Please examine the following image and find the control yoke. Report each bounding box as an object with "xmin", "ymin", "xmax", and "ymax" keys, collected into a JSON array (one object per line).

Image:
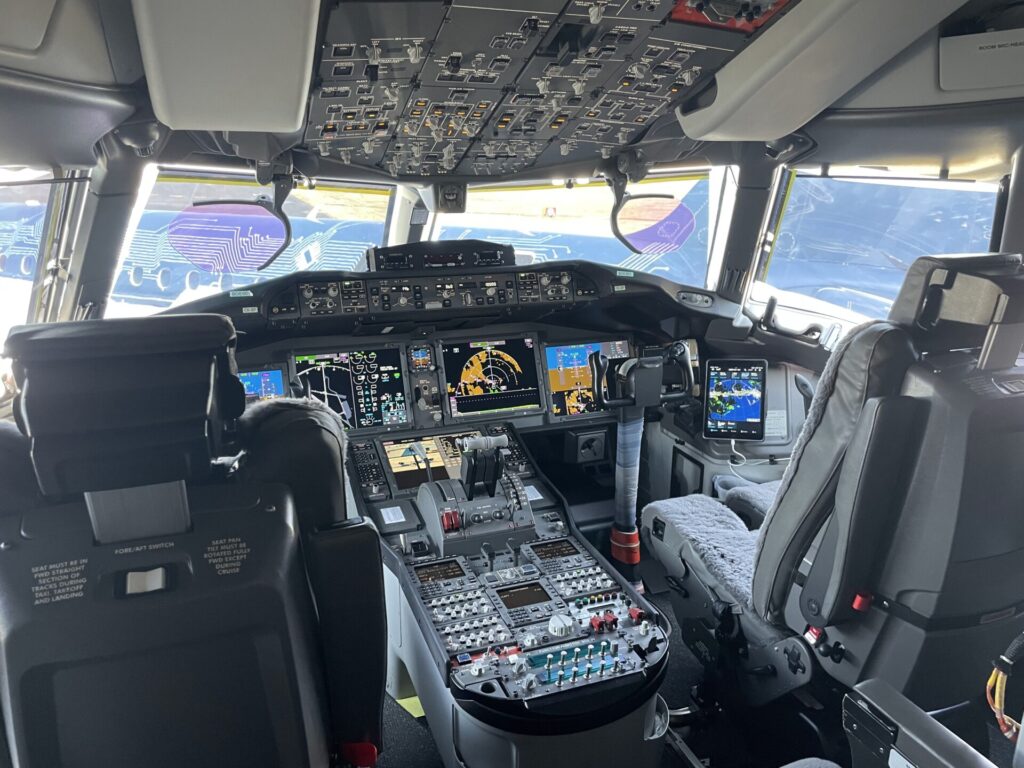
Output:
[
  {"xmin": 589, "ymin": 350, "xmax": 691, "ymax": 420},
  {"xmin": 459, "ymin": 434, "xmax": 509, "ymax": 500}
]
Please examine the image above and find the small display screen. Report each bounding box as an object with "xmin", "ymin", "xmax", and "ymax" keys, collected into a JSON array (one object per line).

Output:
[
  {"xmin": 531, "ymin": 540, "xmax": 579, "ymax": 561},
  {"xmin": 442, "ymin": 338, "xmax": 543, "ymax": 417},
  {"xmin": 409, "ymin": 346, "xmax": 434, "ymax": 371},
  {"xmin": 415, "ymin": 560, "xmax": 466, "ymax": 583},
  {"xmin": 496, "ymin": 582, "xmax": 551, "ymax": 610},
  {"xmin": 294, "ymin": 349, "xmax": 409, "ymax": 430},
  {"xmin": 545, "ymin": 340, "xmax": 630, "ymax": 417},
  {"xmin": 238, "ymin": 368, "xmax": 287, "ymax": 402},
  {"xmin": 703, "ymin": 359, "xmax": 767, "ymax": 442},
  {"xmin": 381, "ymin": 431, "xmax": 482, "ymax": 491}
]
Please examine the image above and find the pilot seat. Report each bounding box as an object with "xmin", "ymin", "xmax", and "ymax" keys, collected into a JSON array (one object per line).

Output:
[
  {"xmin": 643, "ymin": 253, "xmax": 1024, "ymax": 717},
  {"xmin": 0, "ymin": 314, "xmax": 385, "ymax": 768}
]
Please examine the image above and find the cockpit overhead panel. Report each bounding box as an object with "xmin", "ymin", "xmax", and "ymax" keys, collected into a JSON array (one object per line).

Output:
[{"xmin": 303, "ymin": 0, "xmax": 800, "ymax": 178}]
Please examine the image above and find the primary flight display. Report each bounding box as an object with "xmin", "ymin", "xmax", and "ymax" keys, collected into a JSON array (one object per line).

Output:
[{"xmin": 545, "ymin": 340, "xmax": 630, "ymax": 417}]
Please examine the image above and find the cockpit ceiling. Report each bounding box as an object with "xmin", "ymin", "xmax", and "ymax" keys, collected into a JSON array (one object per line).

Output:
[{"xmin": 303, "ymin": 0, "xmax": 796, "ymax": 179}]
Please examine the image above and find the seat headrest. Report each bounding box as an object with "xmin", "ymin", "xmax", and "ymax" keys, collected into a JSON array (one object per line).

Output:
[
  {"xmin": 3, "ymin": 314, "xmax": 245, "ymax": 496},
  {"xmin": 888, "ymin": 253, "xmax": 1024, "ymax": 367}
]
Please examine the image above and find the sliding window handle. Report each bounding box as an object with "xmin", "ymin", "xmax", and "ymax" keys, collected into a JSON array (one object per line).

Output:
[{"xmin": 760, "ymin": 296, "xmax": 823, "ymax": 341}]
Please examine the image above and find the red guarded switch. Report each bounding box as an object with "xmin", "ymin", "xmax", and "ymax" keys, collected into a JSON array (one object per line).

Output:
[
  {"xmin": 590, "ymin": 614, "xmax": 606, "ymax": 633},
  {"xmin": 628, "ymin": 607, "xmax": 647, "ymax": 624},
  {"xmin": 603, "ymin": 611, "xmax": 619, "ymax": 631}
]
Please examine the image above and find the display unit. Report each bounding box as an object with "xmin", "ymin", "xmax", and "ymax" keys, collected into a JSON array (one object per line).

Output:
[
  {"xmin": 544, "ymin": 339, "xmax": 631, "ymax": 418},
  {"xmin": 380, "ymin": 430, "xmax": 483, "ymax": 492},
  {"xmin": 703, "ymin": 359, "xmax": 768, "ymax": 441},
  {"xmin": 440, "ymin": 337, "xmax": 545, "ymax": 419},
  {"xmin": 294, "ymin": 347, "xmax": 410, "ymax": 431},
  {"xmin": 238, "ymin": 366, "xmax": 288, "ymax": 403}
]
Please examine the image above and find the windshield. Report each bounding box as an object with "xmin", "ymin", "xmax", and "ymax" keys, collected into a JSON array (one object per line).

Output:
[
  {"xmin": 431, "ymin": 175, "xmax": 712, "ymax": 286},
  {"xmin": 758, "ymin": 172, "xmax": 998, "ymax": 320},
  {"xmin": 0, "ymin": 172, "xmax": 56, "ymax": 342},
  {"xmin": 106, "ymin": 170, "xmax": 393, "ymax": 317}
]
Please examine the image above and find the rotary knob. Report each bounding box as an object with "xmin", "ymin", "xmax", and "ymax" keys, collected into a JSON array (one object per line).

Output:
[
  {"xmin": 548, "ymin": 613, "xmax": 574, "ymax": 638},
  {"xmin": 302, "ymin": 286, "xmax": 314, "ymax": 299},
  {"xmin": 327, "ymin": 283, "xmax": 339, "ymax": 297}
]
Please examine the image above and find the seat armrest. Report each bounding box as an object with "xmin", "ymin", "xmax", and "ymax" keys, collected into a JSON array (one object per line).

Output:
[{"xmin": 844, "ymin": 679, "xmax": 996, "ymax": 768}]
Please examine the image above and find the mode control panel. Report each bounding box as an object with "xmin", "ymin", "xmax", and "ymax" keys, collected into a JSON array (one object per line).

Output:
[{"xmin": 367, "ymin": 274, "xmax": 519, "ymax": 313}]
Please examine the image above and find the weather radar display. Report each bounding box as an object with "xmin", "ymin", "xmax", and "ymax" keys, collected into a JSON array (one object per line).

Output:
[
  {"xmin": 294, "ymin": 348, "xmax": 409, "ymax": 430},
  {"xmin": 703, "ymin": 359, "xmax": 767, "ymax": 441},
  {"xmin": 442, "ymin": 338, "xmax": 543, "ymax": 417},
  {"xmin": 545, "ymin": 340, "xmax": 630, "ymax": 417}
]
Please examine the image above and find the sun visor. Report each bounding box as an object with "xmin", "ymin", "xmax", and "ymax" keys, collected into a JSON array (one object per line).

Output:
[
  {"xmin": 130, "ymin": 0, "xmax": 319, "ymax": 132},
  {"xmin": 676, "ymin": 0, "xmax": 968, "ymax": 142}
]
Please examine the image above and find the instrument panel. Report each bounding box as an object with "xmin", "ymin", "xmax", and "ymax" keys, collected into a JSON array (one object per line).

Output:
[{"xmin": 240, "ymin": 331, "xmax": 634, "ymax": 436}]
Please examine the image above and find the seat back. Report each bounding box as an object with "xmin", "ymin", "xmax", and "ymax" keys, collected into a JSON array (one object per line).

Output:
[
  {"xmin": 768, "ymin": 254, "xmax": 1024, "ymax": 708},
  {"xmin": 0, "ymin": 315, "xmax": 330, "ymax": 768},
  {"xmin": 751, "ymin": 321, "xmax": 917, "ymax": 621}
]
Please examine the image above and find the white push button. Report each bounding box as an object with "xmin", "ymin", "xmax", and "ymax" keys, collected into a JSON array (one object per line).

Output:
[{"xmin": 125, "ymin": 567, "xmax": 167, "ymax": 595}]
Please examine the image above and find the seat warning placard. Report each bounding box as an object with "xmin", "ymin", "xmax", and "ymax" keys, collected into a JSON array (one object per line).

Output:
[
  {"xmin": 31, "ymin": 558, "xmax": 88, "ymax": 606},
  {"xmin": 203, "ymin": 537, "xmax": 250, "ymax": 576}
]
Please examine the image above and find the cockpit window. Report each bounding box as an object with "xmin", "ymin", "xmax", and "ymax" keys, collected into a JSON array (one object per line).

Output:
[
  {"xmin": 753, "ymin": 171, "xmax": 999, "ymax": 323},
  {"xmin": 0, "ymin": 171, "xmax": 55, "ymax": 342},
  {"xmin": 430, "ymin": 175, "xmax": 712, "ymax": 287},
  {"xmin": 105, "ymin": 170, "xmax": 393, "ymax": 317}
]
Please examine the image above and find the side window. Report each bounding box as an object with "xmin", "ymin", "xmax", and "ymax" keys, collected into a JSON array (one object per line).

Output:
[
  {"xmin": 753, "ymin": 171, "xmax": 999, "ymax": 325},
  {"xmin": 0, "ymin": 173, "xmax": 56, "ymax": 342},
  {"xmin": 106, "ymin": 171, "xmax": 393, "ymax": 318},
  {"xmin": 432, "ymin": 175, "xmax": 713, "ymax": 287}
]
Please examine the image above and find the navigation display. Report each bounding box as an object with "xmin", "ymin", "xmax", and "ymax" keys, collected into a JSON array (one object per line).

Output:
[
  {"xmin": 382, "ymin": 431, "xmax": 482, "ymax": 490},
  {"xmin": 545, "ymin": 340, "xmax": 630, "ymax": 417},
  {"xmin": 238, "ymin": 368, "xmax": 287, "ymax": 402},
  {"xmin": 442, "ymin": 338, "xmax": 543, "ymax": 417},
  {"xmin": 703, "ymin": 359, "xmax": 767, "ymax": 442},
  {"xmin": 294, "ymin": 349, "xmax": 409, "ymax": 430}
]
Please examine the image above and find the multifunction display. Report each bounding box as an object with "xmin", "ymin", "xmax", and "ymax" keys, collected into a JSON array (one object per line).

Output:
[
  {"xmin": 545, "ymin": 340, "xmax": 630, "ymax": 417},
  {"xmin": 442, "ymin": 338, "xmax": 543, "ymax": 418},
  {"xmin": 294, "ymin": 348, "xmax": 409, "ymax": 430},
  {"xmin": 414, "ymin": 560, "xmax": 466, "ymax": 583},
  {"xmin": 496, "ymin": 582, "xmax": 552, "ymax": 610},
  {"xmin": 382, "ymin": 431, "xmax": 482, "ymax": 491}
]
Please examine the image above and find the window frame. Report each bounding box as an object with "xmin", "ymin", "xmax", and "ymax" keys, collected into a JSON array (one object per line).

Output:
[
  {"xmin": 748, "ymin": 166, "xmax": 1004, "ymax": 333},
  {"xmin": 105, "ymin": 166, "xmax": 398, "ymax": 317},
  {"xmin": 425, "ymin": 170, "xmax": 721, "ymax": 289}
]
